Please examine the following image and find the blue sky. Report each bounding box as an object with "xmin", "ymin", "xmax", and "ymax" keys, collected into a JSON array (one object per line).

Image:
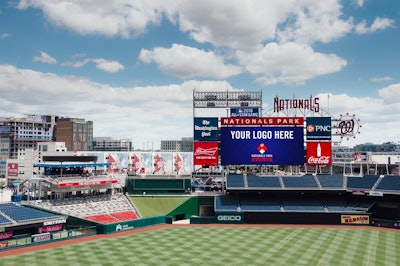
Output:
[{"xmin": 0, "ymin": 0, "xmax": 399, "ymax": 149}]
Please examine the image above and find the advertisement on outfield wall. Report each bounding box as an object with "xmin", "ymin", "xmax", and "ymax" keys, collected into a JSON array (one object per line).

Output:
[
  {"xmin": 193, "ymin": 141, "xmax": 219, "ymax": 166},
  {"xmin": 306, "ymin": 117, "xmax": 332, "ymax": 140},
  {"xmin": 220, "ymin": 127, "xmax": 304, "ymax": 165},
  {"xmin": 341, "ymin": 215, "xmax": 370, "ymax": 225},
  {"xmin": 193, "ymin": 117, "xmax": 219, "ymax": 141},
  {"xmin": 306, "ymin": 142, "xmax": 332, "ymax": 165}
]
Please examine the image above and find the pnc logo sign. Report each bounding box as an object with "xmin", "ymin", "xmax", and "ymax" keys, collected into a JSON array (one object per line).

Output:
[
  {"xmin": 315, "ymin": 125, "xmax": 331, "ymax": 132},
  {"xmin": 307, "ymin": 124, "xmax": 331, "ymax": 133}
]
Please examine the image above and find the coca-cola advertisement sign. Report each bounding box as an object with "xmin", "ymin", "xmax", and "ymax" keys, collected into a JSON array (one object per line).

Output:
[{"xmin": 306, "ymin": 142, "xmax": 332, "ymax": 165}]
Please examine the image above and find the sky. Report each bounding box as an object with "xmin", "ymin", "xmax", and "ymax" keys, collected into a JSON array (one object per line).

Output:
[{"xmin": 0, "ymin": 0, "xmax": 399, "ymax": 150}]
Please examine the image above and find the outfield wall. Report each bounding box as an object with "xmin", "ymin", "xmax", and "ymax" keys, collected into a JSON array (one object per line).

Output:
[
  {"xmin": 191, "ymin": 212, "xmax": 371, "ymax": 226},
  {"xmin": 97, "ymin": 216, "xmax": 166, "ymax": 234}
]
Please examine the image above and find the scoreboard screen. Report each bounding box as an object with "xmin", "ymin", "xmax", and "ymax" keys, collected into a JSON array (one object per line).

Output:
[{"xmin": 220, "ymin": 126, "xmax": 304, "ymax": 165}]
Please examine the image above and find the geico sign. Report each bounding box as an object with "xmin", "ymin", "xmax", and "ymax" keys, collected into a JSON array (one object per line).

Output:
[{"xmin": 217, "ymin": 215, "xmax": 242, "ymax": 221}]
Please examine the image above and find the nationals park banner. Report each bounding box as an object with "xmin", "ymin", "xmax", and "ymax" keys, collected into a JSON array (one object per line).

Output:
[{"xmin": 220, "ymin": 127, "xmax": 304, "ymax": 165}]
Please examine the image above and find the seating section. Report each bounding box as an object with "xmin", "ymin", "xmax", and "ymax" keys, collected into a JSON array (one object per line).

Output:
[
  {"xmin": 85, "ymin": 214, "xmax": 120, "ymax": 224},
  {"xmin": 347, "ymin": 175, "xmax": 379, "ymax": 190},
  {"xmin": 0, "ymin": 213, "xmax": 12, "ymax": 225},
  {"xmin": 226, "ymin": 174, "xmax": 245, "ymax": 188},
  {"xmin": 317, "ymin": 174, "xmax": 344, "ymax": 189},
  {"xmin": 215, "ymin": 195, "xmax": 238, "ymax": 211},
  {"xmin": 0, "ymin": 203, "xmax": 58, "ymax": 223},
  {"xmin": 224, "ymin": 174, "xmax": 400, "ymax": 195},
  {"xmin": 29, "ymin": 194, "xmax": 140, "ymax": 224},
  {"xmin": 111, "ymin": 211, "xmax": 139, "ymax": 220},
  {"xmin": 376, "ymin": 175, "xmax": 400, "ymax": 191},
  {"xmin": 323, "ymin": 199, "xmax": 348, "ymax": 212},
  {"xmin": 246, "ymin": 175, "xmax": 281, "ymax": 188},
  {"xmin": 346, "ymin": 198, "xmax": 376, "ymax": 211},
  {"xmin": 240, "ymin": 197, "xmax": 281, "ymax": 211},
  {"xmin": 282, "ymin": 175, "xmax": 318, "ymax": 188},
  {"xmin": 281, "ymin": 199, "xmax": 325, "ymax": 212}
]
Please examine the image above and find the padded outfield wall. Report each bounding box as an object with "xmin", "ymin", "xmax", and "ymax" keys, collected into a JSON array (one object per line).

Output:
[{"xmin": 126, "ymin": 178, "xmax": 191, "ymax": 195}]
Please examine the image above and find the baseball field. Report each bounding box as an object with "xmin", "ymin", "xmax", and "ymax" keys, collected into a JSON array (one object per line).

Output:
[{"xmin": 1, "ymin": 224, "xmax": 399, "ymax": 266}]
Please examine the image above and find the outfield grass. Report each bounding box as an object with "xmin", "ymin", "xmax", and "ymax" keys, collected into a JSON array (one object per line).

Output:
[
  {"xmin": 1, "ymin": 226, "xmax": 399, "ymax": 266},
  {"xmin": 130, "ymin": 196, "xmax": 188, "ymax": 217}
]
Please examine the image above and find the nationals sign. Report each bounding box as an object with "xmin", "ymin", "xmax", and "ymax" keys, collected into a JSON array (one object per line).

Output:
[{"xmin": 220, "ymin": 127, "xmax": 304, "ymax": 165}]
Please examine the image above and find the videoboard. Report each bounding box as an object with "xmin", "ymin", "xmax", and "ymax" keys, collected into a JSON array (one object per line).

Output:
[{"xmin": 220, "ymin": 126, "xmax": 304, "ymax": 165}]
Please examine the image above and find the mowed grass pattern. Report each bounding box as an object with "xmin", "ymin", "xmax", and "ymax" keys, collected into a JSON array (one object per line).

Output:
[{"xmin": 1, "ymin": 226, "xmax": 399, "ymax": 266}]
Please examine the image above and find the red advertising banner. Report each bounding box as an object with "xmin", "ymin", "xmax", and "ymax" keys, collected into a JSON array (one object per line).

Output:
[
  {"xmin": 59, "ymin": 179, "xmax": 118, "ymax": 187},
  {"xmin": 39, "ymin": 224, "xmax": 63, "ymax": 234},
  {"xmin": 0, "ymin": 231, "xmax": 13, "ymax": 240},
  {"xmin": 193, "ymin": 141, "xmax": 219, "ymax": 166},
  {"xmin": 306, "ymin": 142, "xmax": 332, "ymax": 165},
  {"xmin": 7, "ymin": 163, "xmax": 18, "ymax": 177}
]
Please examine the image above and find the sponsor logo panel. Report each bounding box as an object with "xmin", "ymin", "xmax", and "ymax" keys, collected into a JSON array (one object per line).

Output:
[
  {"xmin": 193, "ymin": 141, "xmax": 219, "ymax": 165},
  {"xmin": 341, "ymin": 215, "xmax": 370, "ymax": 225},
  {"xmin": 193, "ymin": 117, "xmax": 219, "ymax": 141},
  {"xmin": 306, "ymin": 117, "xmax": 331, "ymax": 140},
  {"xmin": 306, "ymin": 141, "xmax": 332, "ymax": 165}
]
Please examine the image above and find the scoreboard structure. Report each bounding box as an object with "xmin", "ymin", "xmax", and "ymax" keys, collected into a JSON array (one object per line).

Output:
[{"xmin": 193, "ymin": 91, "xmax": 360, "ymax": 168}]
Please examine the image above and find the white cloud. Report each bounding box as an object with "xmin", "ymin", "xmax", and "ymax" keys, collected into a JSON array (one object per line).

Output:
[
  {"xmin": 33, "ymin": 51, "xmax": 57, "ymax": 64},
  {"xmin": 0, "ymin": 64, "xmax": 240, "ymax": 148},
  {"xmin": 139, "ymin": 44, "xmax": 241, "ymax": 79},
  {"xmin": 236, "ymin": 42, "xmax": 347, "ymax": 85},
  {"xmin": 17, "ymin": 0, "xmax": 165, "ymax": 38},
  {"xmin": 62, "ymin": 58, "xmax": 124, "ymax": 73},
  {"xmin": 316, "ymin": 92, "xmax": 400, "ymax": 146},
  {"xmin": 277, "ymin": 0, "xmax": 354, "ymax": 44},
  {"xmin": 92, "ymin": 59, "xmax": 124, "ymax": 73},
  {"xmin": 1, "ymin": 33, "xmax": 10, "ymax": 39},
  {"xmin": 370, "ymin": 76, "xmax": 392, "ymax": 82},
  {"xmin": 355, "ymin": 17, "xmax": 395, "ymax": 34},
  {"xmin": 378, "ymin": 83, "xmax": 400, "ymax": 104},
  {"xmin": 16, "ymin": 0, "xmax": 394, "ymax": 86},
  {"xmin": 16, "ymin": 1, "xmax": 356, "ymax": 48}
]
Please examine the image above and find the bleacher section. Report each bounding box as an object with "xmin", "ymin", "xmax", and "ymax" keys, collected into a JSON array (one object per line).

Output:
[
  {"xmin": 281, "ymin": 175, "xmax": 318, "ymax": 189},
  {"xmin": 347, "ymin": 175, "xmax": 380, "ymax": 190},
  {"xmin": 239, "ymin": 197, "xmax": 281, "ymax": 212},
  {"xmin": 376, "ymin": 175, "xmax": 400, "ymax": 191},
  {"xmin": 216, "ymin": 195, "xmax": 372, "ymax": 213},
  {"xmin": 0, "ymin": 203, "xmax": 59, "ymax": 223},
  {"xmin": 317, "ymin": 174, "xmax": 344, "ymax": 189},
  {"xmin": 215, "ymin": 195, "xmax": 238, "ymax": 211},
  {"xmin": 281, "ymin": 199, "xmax": 325, "ymax": 212},
  {"xmin": 226, "ymin": 174, "xmax": 245, "ymax": 188},
  {"xmin": 0, "ymin": 213, "xmax": 12, "ymax": 225},
  {"xmin": 29, "ymin": 194, "xmax": 140, "ymax": 224},
  {"xmin": 323, "ymin": 199, "xmax": 348, "ymax": 212},
  {"xmin": 225, "ymin": 174, "xmax": 400, "ymax": 197},
  {"xmin": 246, "ymin": 175, "xmax": 281, "ymax": 189}
]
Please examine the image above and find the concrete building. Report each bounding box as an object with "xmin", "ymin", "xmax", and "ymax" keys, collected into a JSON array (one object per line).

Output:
[
  {"xmin": 0, "ymin": 115, "xmax": 57, "ymax": 178},
  {"xmin": 160, "ymin": 137, "xmax": 193, "ymax": 152},
  {"xmin": 93, "ymin": 137, "xmax": 132, "ymax": 152},
  {"xmin": 55, "ymin": 118, "xmax": 93, "ymax": 152}
]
